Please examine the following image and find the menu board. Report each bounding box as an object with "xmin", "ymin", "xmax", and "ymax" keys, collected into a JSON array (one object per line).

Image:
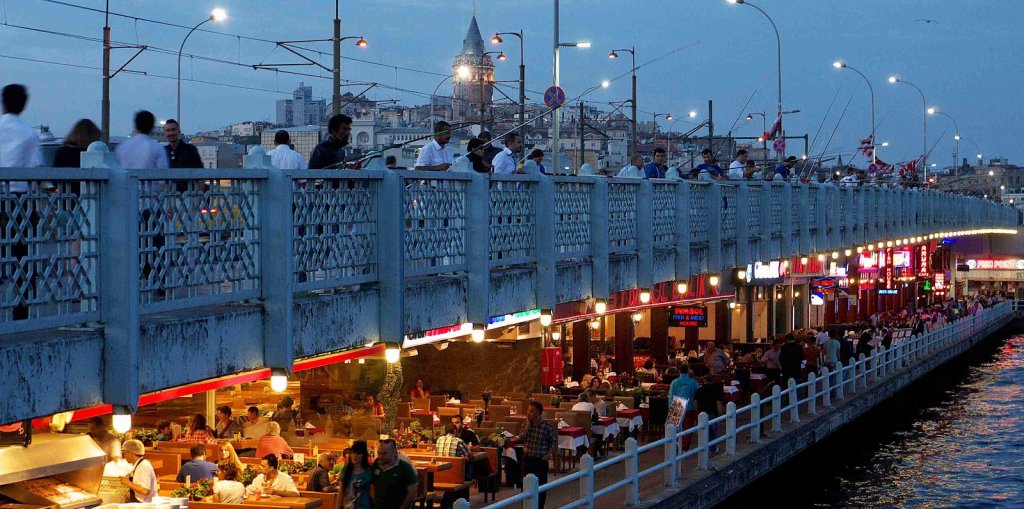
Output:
[{"xmin": 668, "ymin": 305, "xmax": 707, "ymax": 327}]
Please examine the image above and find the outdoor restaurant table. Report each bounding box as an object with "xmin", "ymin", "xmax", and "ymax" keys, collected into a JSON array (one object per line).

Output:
[
  {"xmin": 724, "ymin": 384, "xmax": 742, "ymax": 403},
  {"xmin": 556, "ymin": 426, "xmax": 589, "ymax": 451},
  {"xmin": 616, "ymin": 409, "xmax": 643, "ymax": 432},
  {"xmin": 244, "ymin": 497, "xmax": 322, "ymax": 509},
  {"xmin": 410, "ymin": 459, "xmax": 452, "ymax": 493},
  {"xmin": 591, "ymin": 417, "xmax": 620, "ymax": 441}
]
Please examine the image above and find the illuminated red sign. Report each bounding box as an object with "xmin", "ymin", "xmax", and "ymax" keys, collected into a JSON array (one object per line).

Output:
[
  {"xmin": 918, "ymin": 245, "xmax": 931, "ymax": 277},
  {"xmin": 668, "ymin": 305, "xmax": 708, "ymax": 327}
]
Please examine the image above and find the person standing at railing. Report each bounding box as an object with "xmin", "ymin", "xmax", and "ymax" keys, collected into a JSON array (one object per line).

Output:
[
  {"xmin": 491, "ymin": 132, "xmax": 523, "ymax": 174},
  {"xmin": 727, "ymin": 149, "xmax": 748, "ymax": 180},
  {"xmin": 643, "ymin": 147, "xmax": 668, "ymax": 178},
  {"xmin": 518, "ymin": 401, "xmax": 556, "ymax": 508},
  {"xmin": 309, "ymin": 114, "xmax": 353, "ymax": 169},
  {"xmin": 691, "ymin": 148, "xmax": 725, "ymax": 180},
  {"xmin": 822, "ymin": 334, "xmax": 840, "ymax": 371},
  {"xmin": 0, "ymin": 84, "xmax": 42, "ymax": 169},
  {"xmin": 115, "ymin": 111, "xmax": 169, "ymax": 169},
  {"xmin": 774, "ymin": 155, "xmax": 798, "ymax": 181},
  {"xmin": 53, "ymin": 119, "xmax": 101, "ymax": 168},
  {"xmin": 164, "ymin": 119, "xmax": 203, "ymax": 169},
  {"xmin": 694, "ymin": 378, "xmax": 724, "ymax": 454},
  {"xmin": 267, "ymin": 130, "xmax": 306, "ymax": 170},
  {"xmin": 414, "ymin": 121, "xmax": 454, "ymax": 171},
  {"xmin": 779, "ymin": 334, "xmax": 804, "ymax": 383}
]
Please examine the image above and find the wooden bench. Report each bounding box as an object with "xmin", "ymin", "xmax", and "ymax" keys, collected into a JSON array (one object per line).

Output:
[
  {"xmin": 297, "ymin": 491, "xmax": 337, "ymax": 509},
  {"xmin": 146, "ymin": 452, "xmax": 182, "ymax": 477},
  {"xmin": 191, "ymin": 502, "xmax": 289, "ymax": 509}
]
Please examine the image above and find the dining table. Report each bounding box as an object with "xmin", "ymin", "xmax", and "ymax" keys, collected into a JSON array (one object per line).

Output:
[
  {"xmin": 410, "ymin": 459, "xmax": 453, "ymax": 493},
  {"xmin": 243, "ymin": 496, "xmax": 322, "ymax": 509}
]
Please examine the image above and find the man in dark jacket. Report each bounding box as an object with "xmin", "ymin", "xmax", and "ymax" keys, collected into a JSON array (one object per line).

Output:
[
  {"xmin": 163, "ymin": 119, "xmax": 203, "ymax": 168},
  {"xmin": 779, "ymin": 334, "xmax": 804, "ymax": 384},
  {"xmin": 308, "ymin": 114, "xmax": 352, "ymax": 169}
]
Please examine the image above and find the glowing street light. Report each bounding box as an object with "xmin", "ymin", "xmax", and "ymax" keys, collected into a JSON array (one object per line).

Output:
[{"xmin": 177, "ymin": 8, "xmax": 228, "ymax": 123}]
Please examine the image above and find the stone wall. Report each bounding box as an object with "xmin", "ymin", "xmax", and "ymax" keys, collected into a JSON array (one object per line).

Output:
[{"xmin": 400, "ymin": 339, "xmax": 542, "ymax": 399}]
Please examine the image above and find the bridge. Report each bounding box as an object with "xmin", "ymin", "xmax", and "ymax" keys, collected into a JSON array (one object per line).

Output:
[{"xmin": 0, "ymin": 143, "xmax": 1017, "ymax": 425}]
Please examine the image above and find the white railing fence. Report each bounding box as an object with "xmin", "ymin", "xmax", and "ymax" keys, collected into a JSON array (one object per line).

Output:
[{"xmin": 457, "ymin": 301, "xmax": 1014, "ymax": 509}]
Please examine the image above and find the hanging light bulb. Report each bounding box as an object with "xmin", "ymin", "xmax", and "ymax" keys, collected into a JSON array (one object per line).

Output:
[
  {"xmin": 540, "ymin": 309, "xmax": 553, "ymax": 327},
  {"xmin": 794, "ymin": 291, "xmax": 801, "ymax": 297},
  {"xmin": 472, "ymin": 324, "xmax": 486, "ymax": 343},
  {"xmin": 639, "ymin": 289, "xmax": 651, "ymax": 304},
  {"xmin": 590, "ymin": 319, "xmax": 601, "ymax": 330},
  {"xmin": 270, "ymin": 368, "xmax": 289, "ymax": 392},
  {"xmin": 728, "ymin": 301, "xmax": 737, "ymax": 309},
  {"xmin": 709, "ymin": 274, "xmax": 720, "ymax": 286},
  {"xmin": 844, "ymin": 249, "xmax": 852, "ymax": 257},
  {"xmin": 594, "ymin": 299, "xmax": 607, "ymax": 314},
  {"xmin": 800, "ymin": 256, "xmax": 809, "ymax": 265},
  {"xmin": 677, "ymin": 281, "xmax": 688, "ymax": 294},
  {"xmin": 631, "ymin": 311, "xmax": 643, "ymax": 323},
  {"xmin": 384, "ymin": 343, "xmax": 401, "ymax": 363},
  {"xmin": 112, "ymin": 407, "xmax": 132, "ymax": 434},
  {"xmin": 736, "ymin": 268, "xmax": 747, "ymax": 281},
  {"xmin": 817, "ymin": 253, "xmax": 826, "ymax": 262},
  {"xmin": 831, "ymin": 251, "xmax": 839, "ymax": 260},
  {"xmin": 551, "ymin": 331, "xmax": 561, "ymax": 342}
]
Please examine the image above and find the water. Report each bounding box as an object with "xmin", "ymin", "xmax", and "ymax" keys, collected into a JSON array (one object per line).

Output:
[{"xmin": 724, "ymin": 332, "xmax": 1024, "ymax": 509}]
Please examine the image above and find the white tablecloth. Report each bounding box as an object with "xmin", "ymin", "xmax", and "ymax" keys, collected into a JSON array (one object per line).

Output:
[
  {"xmin": 617, "ymin": 415, "xmax": 643, "ymax": 432},
  {"xmin": 557, "ymin": 433, "xmax": 589, "ymax": 451},
  {"xmin": 592, "ymin": 421, "xmax": 620, "ymax": 440}
]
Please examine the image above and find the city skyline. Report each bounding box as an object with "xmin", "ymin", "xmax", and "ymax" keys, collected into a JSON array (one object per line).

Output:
[{"xmin": 2, "ymin": 0, "xmax": 1022, "ymax": 165}]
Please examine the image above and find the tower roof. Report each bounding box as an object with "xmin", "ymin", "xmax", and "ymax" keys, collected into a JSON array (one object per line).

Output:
[{"xmin": 461, "ymin": 15, "xmax": 485, "ymax": 56}]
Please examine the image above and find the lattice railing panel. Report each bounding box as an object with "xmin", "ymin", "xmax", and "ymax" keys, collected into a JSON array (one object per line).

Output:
[
  {"xmin": 652, "ymin": 183, "xmax": 675, "ymax": 248},
  {"xmin": 554, "ymin": 181, "xmax": 591, "ymax": 259},
  {"xmin": 748, "ymin": 187, "xmax": 762, "ymax": 235},
  {"xmin": 293, "ymin": 178, "xmax": 378, "ymax": 289},
  {"xmin": 0, "ymin": 180, "xmax": 100, "ymax": 329},
  {"xmin": 489, "ymin": 179, "xmax": 536, "ymax": 265},
  {"xmin": 404, "ymin": 178, "xmax": 467, "ymax": 276},
  {"xmin": 608, "ymin": 183, "xmax": 638, "ymax": 253},
  {"xmin": 807, "ymin": 187, "xmax": 819, "ymax": 230},
  {"xmin": 689, "ymin": 184, "xmax": 710, "ymax": 243},
  {"xmin": 721, "ymin": 185, "xmax": 737, "ymax": 241},
  {"xmin": 137, "ymin": 178, "xmax": 261, "ymax": 310},
  {"xmin": 768, "ymin": 184, "xmax": 783, "ymax": 237}
]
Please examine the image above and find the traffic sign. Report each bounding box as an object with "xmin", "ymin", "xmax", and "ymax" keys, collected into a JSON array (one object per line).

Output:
[
  {"xmin": 773, "ymin": 137, "xmax": 786, "ymax": 153},
  {"xmin": 544, "ymin": 86, "xmax": 566, "ymax": 109}
]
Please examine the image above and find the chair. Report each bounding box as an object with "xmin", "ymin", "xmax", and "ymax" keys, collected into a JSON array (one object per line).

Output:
[
  {"xmin": 410, "ymin": 398, "xmax": 430, "ymax": 411},
  {"xmin": 298, "ymin": 492, "xmax": 337, "ymax": 509},
  {"xmin": 437, "ymin": 407, "xmax": 460, "ymax": 420},
  {"xmin": 613, "ymin": 396, "xmax": 636, "ymax": 410},
  {"xmin": 428, "ymin": 395, "xmax": 447, "ymax": 410},
  {"xmin": 397, "ymin": 402, "xmax": 412, "ymax": 418},
  {"xmin": 488, "ymin": 405, "xmax": 511, "ymax": 422},
  {"xmin": 497, "ymin": 421, "xmax": 522, "ymax": 435},
  {"xmin": 531, "ymin": 393, "xmax": 554, "ymax": 406}
]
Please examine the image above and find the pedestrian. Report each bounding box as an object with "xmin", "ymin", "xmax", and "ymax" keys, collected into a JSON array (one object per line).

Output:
[
  {"xmin": 779, "ymin": 334, "xmax": 804, "ymax": 383},
  {"xmin": 803, "ymin": 337, "xmax": 820, "ymax": 375},
  {"xmin": 643, "ymin": 147, "xmax": 668, "ymax": 178},
  {"xmin": 163, "ymin": 119, "xmax": 203, "ymax": 168},
  {"xmin": 491, "ymin": 132, "xmax": 522, "ymax": 174},
  {"xmin": 728, "ymin": 149, "xmax": 748, "ymax": 180},
  {"xmin": 384, "ymin": 155, "xmax": 399, "ymax": 169},
  {"xmin": 856, "ymin": 327, "xmax": 874, "ymax": 359},
  {"xmin": 414, "ymin": 121, "xmax": 454, "ymax": 171},
  {"xmin": 823, "ymin": 333, "xmax": 841, "ymax": 371},
  {"xmin": 668, "ymin": 364, "xmax": 699, "ymax": 449},
  {"xmin": 308, "ymin": 114, "xmax": 352, "ymax": 169},
  {"xmin": 760, "ymin": 340, "xmax": 783, "ymax": 385},
  {"xmin": 694, "ymin": 378, "xmax": 724, "ymax": 453},
  {"xmin": 518, "ymin": 401, "xmax": 556, "ymax": 508},
  {"xmin": 692, "ymin": 148, "xmax": 724, "ymax": 180},
  {"xmin": 617, "ymin": 153, "xmax": 644, "ymax": 177},
  {"xmin": 371, "ymin": 439, "xmax": 417, "ymax": 509},
  {"xmin": 120, "ymin": 440, "xmax": 158, "ymax": 503},
  {"xmin": 477, "ymin": 131, "xmax": 501, "ymax": 166},
  {"xmin": 341, "ymin": 441, "xmax": 372, "ymax": 509},
  {"xmin": 0, "ymin": 84, "xmax": 42, "ymax": 168},
  {"xmin": 53, "ymin": 119, "xmax": 101, "ymax": 168},
  {"xmin": 527, "ymin": 148, "xmax": 547, "ymax": 174},
  {"xmin": 774, "ymin": 155, "xmax": 798, "ymax": 180},
  {"xmin": 466, "ymin": 138, "xmax": 490, "ymax": 172},
  {"xmin": 115, "ymin": 111, "xmax": 169, "ymax": 169},
  {"xmin": 267, "ymin": 130, "xmax": 306, "ymax": 170}
]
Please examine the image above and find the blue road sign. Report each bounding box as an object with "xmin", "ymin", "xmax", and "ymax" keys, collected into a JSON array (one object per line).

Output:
[{"xmin": 544, "ymin": 86, "xmax": 566, "ymax": 109}]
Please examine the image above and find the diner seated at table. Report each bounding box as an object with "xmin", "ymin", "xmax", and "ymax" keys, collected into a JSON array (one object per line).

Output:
[
  {"xmin": 255, "ymin": 421, "xmax": 294, "ymax": 460},
  {"xmin": 179, "ymin": 414, "xmax": 217, "ymax": 444},
  {"xmin": 245, "ymin": 454, "xmax": 300, "ymax": 498},
  {"xmin": 271, "ymin": 396, "xmax": 295, "ymax": 433},
  {"xmin": 571, "ymin": 393, "xmax": 602, "ymax": 457},
  {"xmin": 435, "ymin": 424, "xmax": 474, "ymax": 480},
  {"xmin": 154, "ymin": 420, "xmax": 174, "ymax": 441},
  {"xmin": 366, "ymin": 394, "xmax": 384, "ymax": 418},
  {"xmin": 760, "ymin": 340, "xmax": 783, "ymax": 384},
  {"xmin": 588, "ymin": 389, "xmax": 609, "ymax": 418},
  {"xmin": 242, "ymin": 405, "xmax": 268, "ymax": 438},
  {"xmin": 738, "ymin": 347, "xmax": 763, "ymax": 365},
  {"xmin": 177, "ymin": 445, "xmax": 218, "ymax": 483},
  {"xmin": 306, "ymin": 452, "xmax": 338, "ymax": 493},
  {"xmin": 214, "ymin": 405, "xmax": 243, "ymax": 439},
  {"xmin": 451, "ymin": 416, "xmax": 479, "ymax": 446},
  {"xmin": 410, "ymin": 379, "xmax": 430, "ymax": 399},
  {"xmin": 705, "ymin": 343, "xmax": 731, "ymax": 376},
  {"xmin": 213, "ymin": 461, "xmax": 246, "ymax": 503},
  {"xmin": 220, "ymin": 442, "xmax": 246, "ymax": 475}
]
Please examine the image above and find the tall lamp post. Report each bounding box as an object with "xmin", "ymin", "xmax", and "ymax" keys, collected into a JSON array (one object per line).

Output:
[
  {"xmin": 728, "ymin": 0, "xmax": 783, "ymax": 161},
  {"xmin": 746, "ymin": 111, "xmax": 767, "ymax": 168},
  {"xmin": 552, "ymin": 0, "xmax": 592, "ymax": 174},
  {"xmin": 177, "ymin": 8, "xmax": 227, "ymax": 123},
  {"xmin": 960, "ymin": 137, "xmax": 983, "ymax": 169},
  {"xmin": 430, "ymin": 74, "xmax": 457, "ymax": 125},
  {"xmin": 928, "ymin": 107, "xmax": 960, "ymax": 177},
  {"xmin": 667, "ymin": 110, "xmax": 700, "ymax": 167},
  {"xmin": 652, "ymin": 112, "xmax": 672, "ymax": 148},
  {"xmin": 608, "ymin": 47, "xmax": 637, "ymax": 158},
  {"xmin": 492, "ymin": 31, "xmax": 526, "ymax": 151},
  {"xmin": 888, "ymin": 76, "xmax": 928, "ymax": 179},
  {"xmin": 833, "ymin": 61, "xmax": 876, "ymax": 164}
]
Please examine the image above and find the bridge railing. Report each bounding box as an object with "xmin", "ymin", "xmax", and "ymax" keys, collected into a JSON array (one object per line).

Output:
[{"xmin": 457, "ymin": 300, "xmax": 1014, "ymax": 509}]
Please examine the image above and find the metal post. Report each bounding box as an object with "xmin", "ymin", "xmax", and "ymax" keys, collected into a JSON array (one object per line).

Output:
[
  {"xmin": 552, "ymin": 0, "xmax": 561, "ymax": 174},
  {"xmin": 707, "ymin": 100, "xmax": 714, "ymax": 156},
  {"xmin": 332, "ymin": 1, "xmax": 341, "ymax": 116},
  {"xmin": 101, "ymin": 1, "xmax": 110, "ymax": 143},
  {"xmin": 177, "ymin": 17, "xmax": 213, "ymax": 124},
  {"xmin": 519, "ymin": 31, "xmax": 527, "ymax": 154},
  {"xmin": 631, "ymin": 48, "xmax": 637, "ymax": 158},
  {"xmin": 579, "ymin": 101, "xmax": 585, "ymax": 168}
]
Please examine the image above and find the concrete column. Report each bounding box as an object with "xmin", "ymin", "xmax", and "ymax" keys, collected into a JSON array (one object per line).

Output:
[
  {"xmin": 572, "ymin": 320, "xmax": 592, "ymax": 381},
  {"xmin": 715, "ymin": 300, "xmax": 732, "ymax": 345},
  {"xmin": 650, "ymin": 306, "xmax": 669, "ymax": 364},
  {"xmin": 614, "ymin": 312, "xmax": 634, "ymax": 375}
]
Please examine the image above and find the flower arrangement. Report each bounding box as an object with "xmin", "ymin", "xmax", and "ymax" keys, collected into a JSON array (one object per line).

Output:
[
  {"xmin": 170, "ymin": 478, "xmax": 213, "ymax": 501},
  {"xmin": 240, "ymin": 466, "xmax": 258, "ymax": 486},
  {"xmin": 279, "ymin": 459, "xmax": 316, "ymax": 475},
  {"xmin": 479, "ymin": 427, "xmax": 507, "ymax": 449},
  {"xmin": 549, "ymin": 386, "xmax": 563, "ymax": 407}
]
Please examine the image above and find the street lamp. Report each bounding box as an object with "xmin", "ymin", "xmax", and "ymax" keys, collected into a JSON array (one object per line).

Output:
[
  {"xmin": 653, "ymin": 112, "xmax": 672, "ymax": 147},
  {"xmin": 666, "ymin": 111, "xmax": 704, "ymax": 167},
  {"xmin": 747, "ymin": 111, "xmax": 767, "ymax": 167},
  {"xmin": 574, "ymin": 80, "xmax": 611, "ymax": 172},
  {"xmin": 552, "ymin": 0, "xmax": 592, "ymax": 174},
  {"xmin": 728, "ymin": 0, "xmax": 784, "ymax": 161},
  {"xmin": 608, "ymin": 46, "xmax": 637, "ymax": 158},
  {"xmin": 430, "ymin": 75, "xmax": 456, "ymax": 125},
  {"xmin": 833, "ymin": 60, "xmax": 876, "ymax": 164},
  {"xmin": 177, "ymin": 8, "xmax": 227, "ymax": 123},
  {"xmin": 960, "ymin": 137, "xmax": 983, "ymax": 169},
  {"xmin": 888, "ymin": 76, "xmax": 928, "ymax": 179},
  {"xmin": 928, "ymin": 107, "xmax": 961, "ymax": 177},
  {"xmin": 492, "ymin": 30, "xmax": 526, "ymax": 153}
]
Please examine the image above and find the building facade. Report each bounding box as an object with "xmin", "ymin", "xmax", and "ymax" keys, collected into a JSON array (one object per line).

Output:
[
  {"xmin": 452, "ymin": 16, "xmax": 494, "ymax": 125},
  {"xmin": 276, "ymin": 82, "xmax": 327, "ymax": 127}
]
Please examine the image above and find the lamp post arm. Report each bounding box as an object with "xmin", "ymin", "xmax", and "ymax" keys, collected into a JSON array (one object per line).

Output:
[{"xmin": 177, "ymin": 17, "xmax": 212, "ymax": 122}]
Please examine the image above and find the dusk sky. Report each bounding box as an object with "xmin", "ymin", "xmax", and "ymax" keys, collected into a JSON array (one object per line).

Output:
[{"xmin": 2, "ymin": 0, "xmax": 1021, "ymax": 166}]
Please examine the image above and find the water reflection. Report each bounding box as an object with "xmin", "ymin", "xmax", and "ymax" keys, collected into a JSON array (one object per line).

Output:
[{"xmin": 726, "ymin": 335, "xmax": 1024, "ymax": 508}]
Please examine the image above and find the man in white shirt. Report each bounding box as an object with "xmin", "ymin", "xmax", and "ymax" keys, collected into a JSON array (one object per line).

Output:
[
  {"xmin": 491, "ymin": 132, "xmax": 523, "ymax": 174},
  {"xmin": 414, "ymin": 121, "xmax": 454, "ymax": 171},
  {"xmin": 267, "ymin": 130, "xmax": 306, "ymax": 170},
  {"xmin": 115, "ymin": 110, "xmax": 169, "ymax": 170},
  {"xmin": 0, "ymin": 84, "xmax": 42, "ymax": 169},
  {"xmin": 616, "ymin": 154, "xmax": 644, "ymax": 177},
  {"xmin": 246, "ymin": 454, "xmax": 299, "ymax": 498},
  {"xmin": 119, "ymin": 440, "xmax": 158, "ymax": 503},
  {"xmin": 727, "ymin": 149, "xmax": 748, "ymax": 180}
]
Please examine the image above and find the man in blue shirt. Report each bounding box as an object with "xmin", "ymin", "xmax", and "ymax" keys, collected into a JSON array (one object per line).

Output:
[
  {"xmin": 668, "ymin": 364, "xmax": 700, "ymax": 450},
  {"xmin": 774, "ymin": 155, "xmax": 798, "ymax": 180},
  {"xmin": 176, "ymin": 445, "xmax": 218, "ymax": 483},
  {"xmin": 643, "ymin": 147, "xmax": 668, "ymax": 178},
  {"xmin": 691, "ymin": 148, "xmax": 725, "ymax": 179}
]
